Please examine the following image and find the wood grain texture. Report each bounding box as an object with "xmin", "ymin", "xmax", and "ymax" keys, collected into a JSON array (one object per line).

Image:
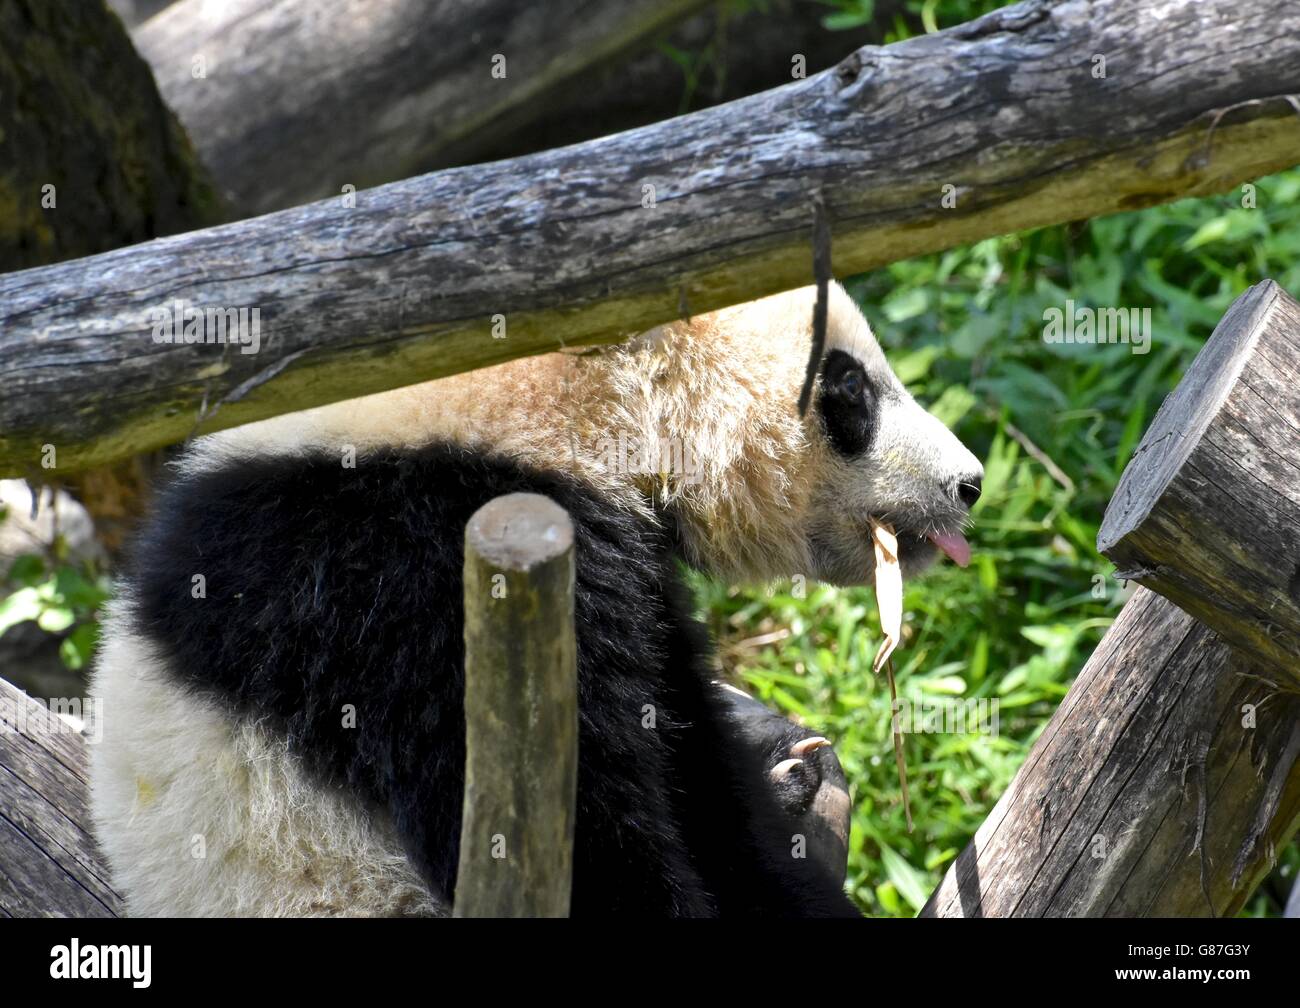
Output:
[
  {"xmin": 922, "ymin": 587, "xmax": 1300, "ymax": 918},
  {"xmin": 1098, "ymin": 281, "xmax": 1300, "ymax": 685},
  {"xmin": 0, "ymin": 678, "xmax": 122, "ymax": 917},
  {"xmin": 456, "ymin": 493, "xmax": 577, "ymax": 917},
  {"xmin": 4, "ymin": 0, "xmax": 1300, "ymax": 478},
  {"xmin": 134, "ymin": 0, "xmax": 708, "ymax": 216}
]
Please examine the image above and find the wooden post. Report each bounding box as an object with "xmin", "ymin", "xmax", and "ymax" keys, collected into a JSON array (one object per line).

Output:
[
  {"xmin": 455, "ymin": 493, "xmax": 578, "ymax": 917},
  {"xmin": 922, "ymin": 588, "xmax": 1300, "ymax": 917},
  {"xmin": 0, "ymin": 679, "xmax": 123, "ymax": 916},
  {"xmin": 1098, "ymin": 280, "xmax": 1300, "ymax": 685}
]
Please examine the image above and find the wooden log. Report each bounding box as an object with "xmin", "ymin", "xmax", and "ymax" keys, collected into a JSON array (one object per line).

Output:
[
  {"xmin": 0, "ymin": 678, "xmax": 123, "ymax": 917},
  {"xmin": 135, "ymin": 0, "xmax": 903, "ymax": 196},
  {"xmin": 455, "ymin": 493, "xmax": 577, "ymax": 917},
  {"xmin": 3, "ymin": 0, "xmax": 1300, "ymax": 478},
  {"xmin": 135, "ymin": 0, "xmax": 708, "ymax": 216},
  {"xmin": 0, "ymin": 0, "xmax": 221, "ymax": 273},
  {"xmin": 922, "ymin": 587, "xmax": 1300, "ymax": 918},
  {"xmin": 1098, "ymin": 280, "xmax": 1300, "ymax": 687}
]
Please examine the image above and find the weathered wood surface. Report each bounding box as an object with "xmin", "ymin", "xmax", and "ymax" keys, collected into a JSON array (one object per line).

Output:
[
  {"xmin": 0, "ymin": 677, "xmax": 122, "ymax": 917},
  {"xmin": 923, "ymin": 587, "xmax": 1300, "ymax": 918},
  {"xmin": 0, "ymin": 0, "xmax": 220, "ymax": 272},
  {"xmin": 456, "ymin": 493, "xmax": 577, "ymax": 917},
  {"xmin": 135, "ymin": 0, "xmax": 707, "ymax": 216},
  {"xmin": 4, "ymin": 0, "xmax": 1300, "ymax": 479},
  {"xmin": 1098, "ymin": 281, "xmax": 1300, "ymax": 685}
]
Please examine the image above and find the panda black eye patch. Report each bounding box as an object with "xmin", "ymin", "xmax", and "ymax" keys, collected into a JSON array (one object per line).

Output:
[{"xmin": 818, "ymin": 349, "xmax": 877, "ymax": 458}]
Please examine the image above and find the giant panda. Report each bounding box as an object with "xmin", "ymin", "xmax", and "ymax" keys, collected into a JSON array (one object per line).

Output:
[{"xmin": 89, "ymin": 281, "xmax": 983, "ymax": 917}]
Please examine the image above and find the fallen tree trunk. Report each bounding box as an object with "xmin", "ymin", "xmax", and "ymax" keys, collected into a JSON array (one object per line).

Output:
[
  {"xmin": 1098, "ymin": 281, "xmax": 1300, "ymax": 685},
  {"xmin": 4, "ymin": 0, "xmax": 1300, "ymax": 478},
  {"xmin": 922, "ymin": 587, "xmax": 1300, "ymax": 917},
  {"xmin": 133, "ymin": 0, "xmax": 904, "ymax": 207},
  {"xmin": 135, "ymin": 0, "xmax": 709, "ymax": 216}
]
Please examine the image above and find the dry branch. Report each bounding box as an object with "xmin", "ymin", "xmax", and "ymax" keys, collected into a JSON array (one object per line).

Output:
[{"xmin": 4, "ymin": 0, "xmax": 1300, "ymax": 477}]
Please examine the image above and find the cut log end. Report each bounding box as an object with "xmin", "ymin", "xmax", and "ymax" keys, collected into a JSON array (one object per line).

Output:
[
  {"xmin": 465, "ymin": 492, "xmax": 575, "ymax": 572},
  {"xmin": 1097, "ymin": 279, "xmax": 1281, "ymax": 556},
  {"xmin": 1097, "ymin": 279, "xmax": 1300, "ymax": 680}
]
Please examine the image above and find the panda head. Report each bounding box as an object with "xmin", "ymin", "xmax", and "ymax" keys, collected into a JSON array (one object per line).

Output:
[
  {"xmin": 800, "ymin": 285, "xmax": 983, "ymax": 585},
  {"xmin": 617, "ymin": 282, "xmax": 983, "ymax": 587}
]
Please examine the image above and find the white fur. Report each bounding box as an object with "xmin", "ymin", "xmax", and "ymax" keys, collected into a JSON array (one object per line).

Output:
[{"xmin": 89, "ymin": 599, "xmax": 443, "ymax": 917}]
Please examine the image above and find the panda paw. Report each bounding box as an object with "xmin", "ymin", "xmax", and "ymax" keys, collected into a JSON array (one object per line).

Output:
[{"xmin": 768, "ymin": 736, "xmax": 835, "ymax": 815}]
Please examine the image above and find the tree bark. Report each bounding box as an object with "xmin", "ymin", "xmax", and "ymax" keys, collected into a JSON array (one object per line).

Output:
[
  {"xmin": 0, "ymin": 0, "xmax": 221, "ymax": 272},
  {"xmin": 4, "ymin": 0, "xmax": 1300, "ymax": 478},
  {"xmin": 922, "ymin": 587, "xmax": 1300, "ymax": 918},
  {"xmin": 134, "ymin": 0, "xmax": 709, "ymax": 216},
  {"xmin": 456, "ymin": 493, "xmax": 577, "ymax": 918},
  {"xmin": 1098, "ymin": 281, "xmax": 1300, "ymax": 686}
]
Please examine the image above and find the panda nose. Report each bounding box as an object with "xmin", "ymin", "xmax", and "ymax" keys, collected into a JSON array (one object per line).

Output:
[{"xmin": 955, "ymin": 474, "xmax": 982, "ymax": 509}]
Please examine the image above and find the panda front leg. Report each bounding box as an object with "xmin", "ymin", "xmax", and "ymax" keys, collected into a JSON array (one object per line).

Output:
[
  {"xmin": 646, "ymin": 598, "xmax": 861, "ymax": 917},
  {"xmin": 714, "ymin": 682, "xmax": 851, "ymax": 888}
]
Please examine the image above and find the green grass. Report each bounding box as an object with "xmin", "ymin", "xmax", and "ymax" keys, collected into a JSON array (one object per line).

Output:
[{"xmin": 692, "ymin": 166, "xmax": 1300, "ymax": 916}]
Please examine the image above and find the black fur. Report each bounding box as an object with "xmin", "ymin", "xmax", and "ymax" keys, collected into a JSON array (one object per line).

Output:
[
  {"xmin": 127, "ymin": 442, "xmax": 860, "ymax": 917},
  {"xmin": 818, "ymin": 349, "xmax": 878, "ymax": 458}
]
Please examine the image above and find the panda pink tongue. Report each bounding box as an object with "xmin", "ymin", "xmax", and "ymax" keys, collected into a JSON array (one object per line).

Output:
[{"xmin": 926, "ymin": 529, "xmax": 971, "ymax": 567}]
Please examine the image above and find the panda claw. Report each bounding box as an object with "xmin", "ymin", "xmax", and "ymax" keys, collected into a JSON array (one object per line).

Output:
[
  {"xmin": 770, "ymin": 757, "xmax": 804, "ymax": 782},
  {"xmin": 790, "ymin": 736, "xmax": 831, "ymax": 757}
]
